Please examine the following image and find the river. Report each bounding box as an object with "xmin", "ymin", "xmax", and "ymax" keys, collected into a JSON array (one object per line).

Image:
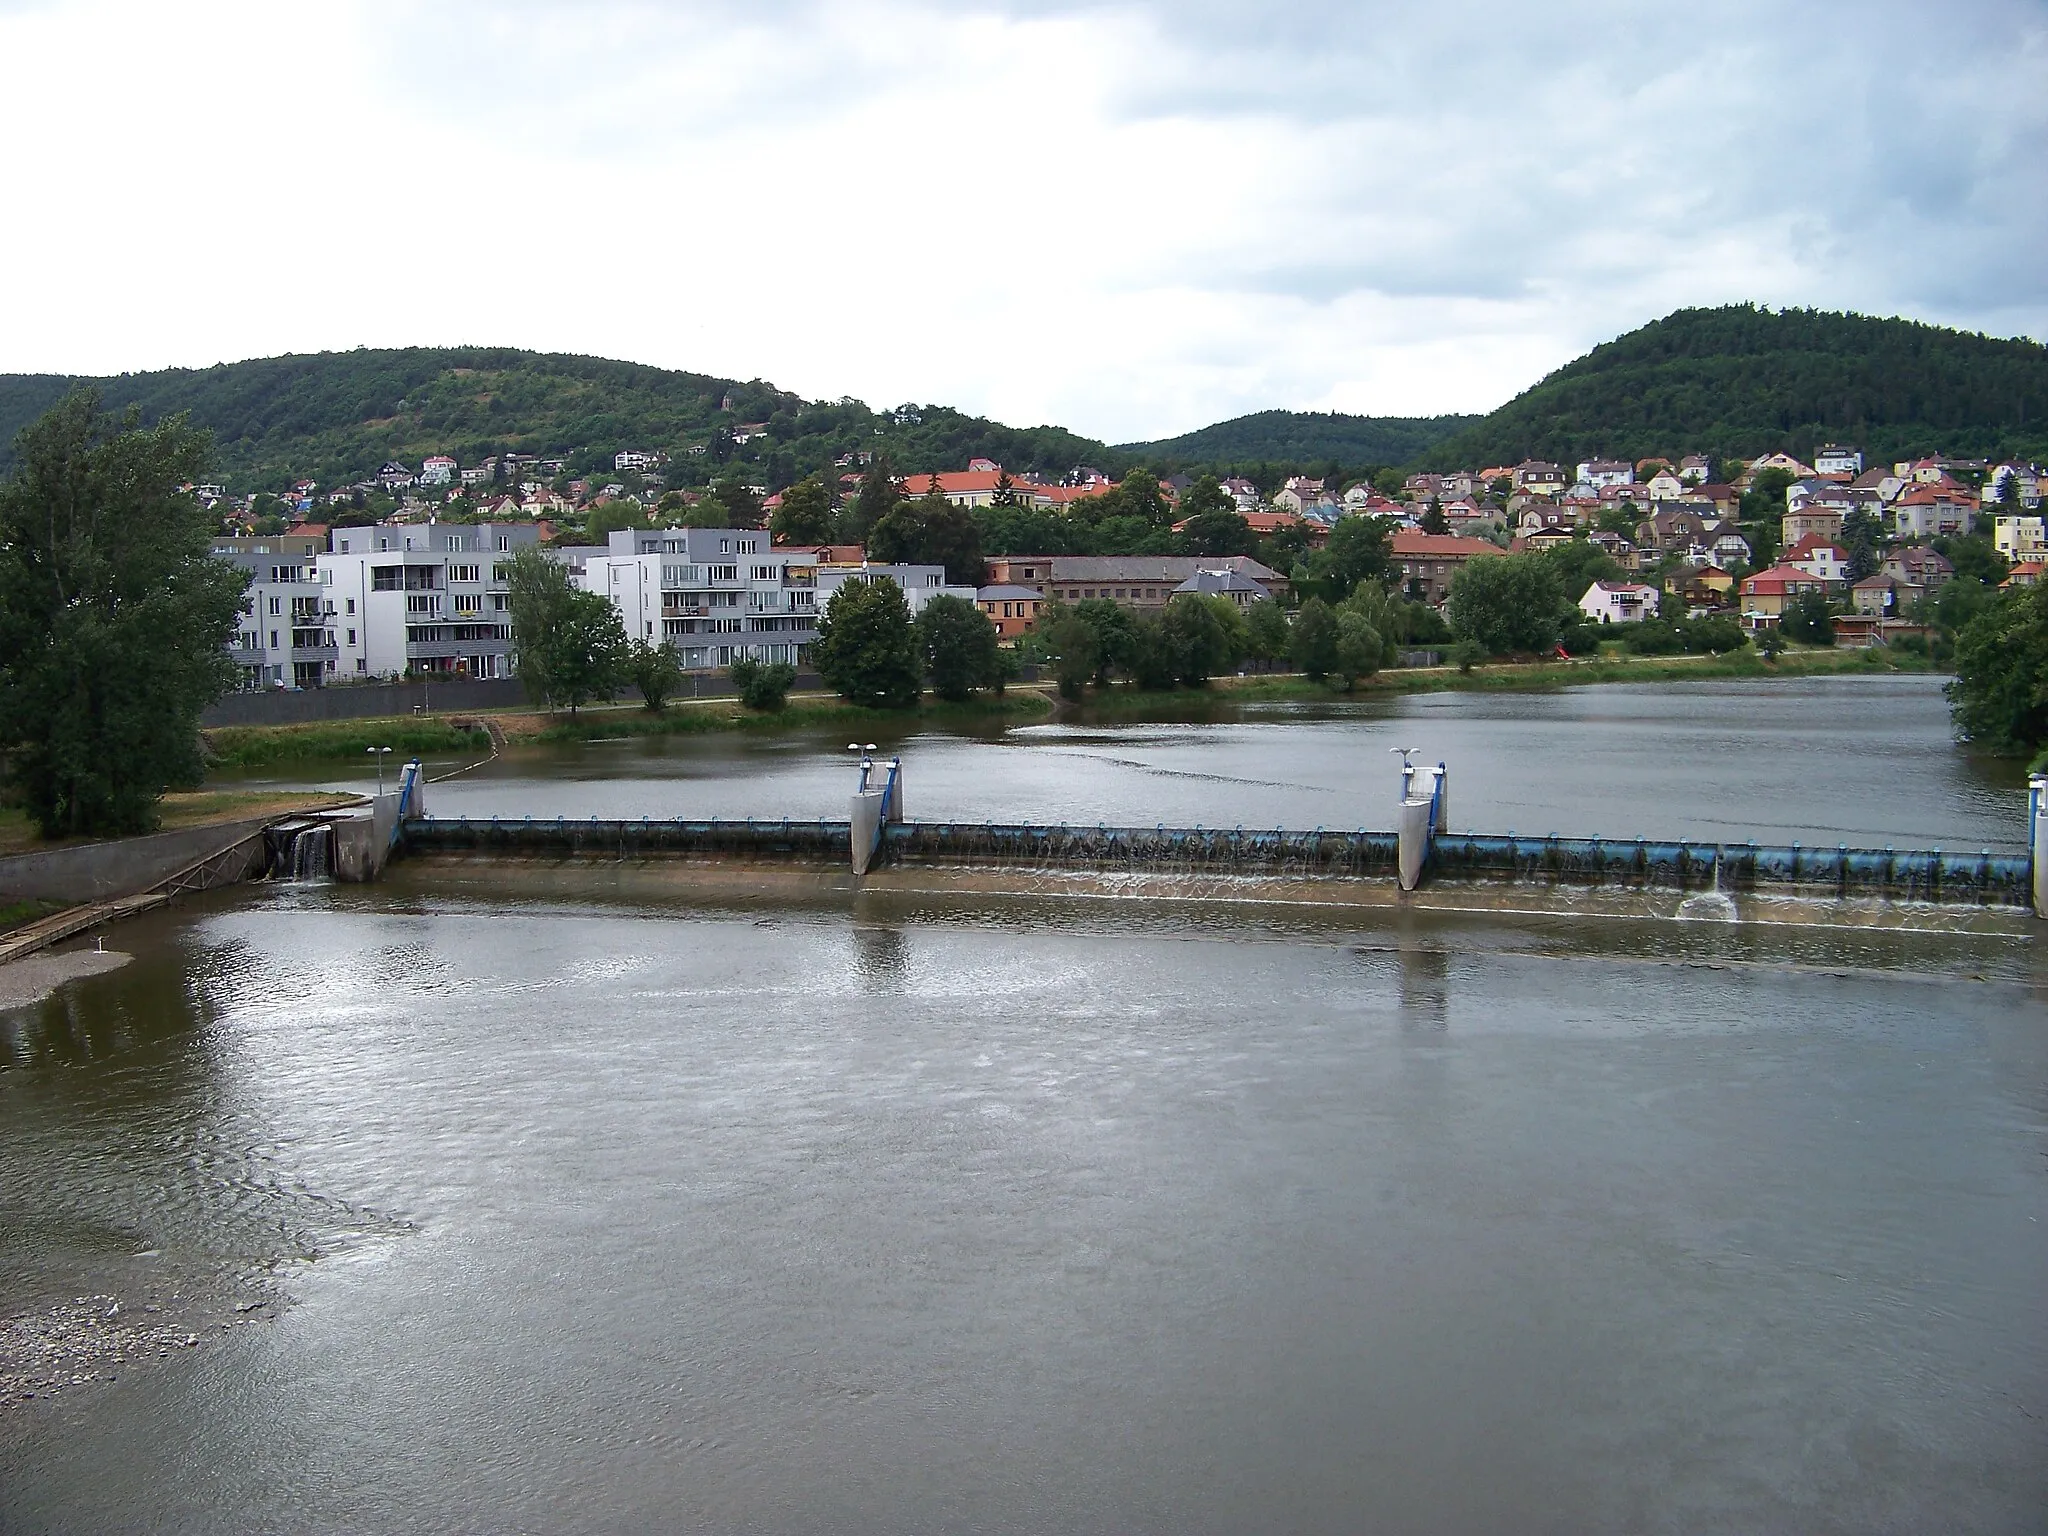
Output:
[
  {"xmin": 229, "ymin": 673, "xmax": 2030, "ymax": 851},
  {"xmin": 4, "ymin": 674, "xmax": 2046, "ymax": 1533}
]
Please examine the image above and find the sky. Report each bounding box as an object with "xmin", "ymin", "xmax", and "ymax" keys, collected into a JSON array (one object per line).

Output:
[{"xmin": 0, "ymin": 0, "xmax": 2043, "ymax": 444}]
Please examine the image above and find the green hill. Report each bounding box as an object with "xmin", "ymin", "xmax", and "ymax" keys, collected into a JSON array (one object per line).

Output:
[
  {"xmin": 1118, "ymin": 407, "xmax": 1476, "ymax": 467},
  {"xmin": 1425, "ymin": 305, "xmax": 2048, "ymax": 470},
  {"xmin": 0, "ymin": 347, "xmax": 1121, "ymax": 492}
]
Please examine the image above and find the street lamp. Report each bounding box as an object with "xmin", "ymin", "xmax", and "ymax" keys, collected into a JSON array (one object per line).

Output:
[{"xmin": 367, "ymin": 745, "xmax": 393, "ymax": 795}]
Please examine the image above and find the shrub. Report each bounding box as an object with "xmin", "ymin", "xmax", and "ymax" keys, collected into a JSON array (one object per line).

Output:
[{"xmin": 728, "ymin": 656, "xmax": 797, "ymax": 711}]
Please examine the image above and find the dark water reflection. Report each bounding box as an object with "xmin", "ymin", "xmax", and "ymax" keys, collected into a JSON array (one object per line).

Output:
[{"xmin": 4, "ymin": 878, "xmax": 2046, "ymax": 1533}]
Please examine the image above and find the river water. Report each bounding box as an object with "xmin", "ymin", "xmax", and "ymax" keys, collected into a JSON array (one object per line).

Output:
[
  {"xmin": 235, "ymin": 674, "xmax": 2030, "ymax": 851},
  {"xmin": 5, "ymin": 675, "xmax": 2047, "ymax": 1533}
]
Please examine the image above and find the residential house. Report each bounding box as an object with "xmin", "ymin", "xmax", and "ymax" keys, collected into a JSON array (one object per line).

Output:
[
  {"xmin": 1986, "ymin": 462, "xmax": 2043, "ymax": 509},
  {"xmin": 1850, "ymin": 465, "xmax": 1910, "ymax": 505},
  {"xmin": 1274, "ymin": 477, "xmax": 1336, "ymax": 516},
  {"xmin": 1880, "ymin": 545, "xmax": 1953, "ymax": 598},
  {"xmin": 1992, "ymin": 515, "xmax": 2046, "ymax": 561},
  {"xmin": 376, "ymin": 461, "xmax": 415, "ymax": 491},
  {"xmin": 1392, "ymin": 530, "xmax": 1503, "ymax": 605},
  {"xmin": 1746, "ymin": 451, "xmax": 1817, "ymax": 480},
  {"xmin": 1576, "ymin": 459, "xmax": 1633, "ymax": 488},
  {"xmin": 976, "ymin": 584, "xmax": 1045, "ymax": 640},
  {"xmin": 1174, "ymin": 569, "xmax": 1271, "ymax": 609},
  {"xmin": 1688, "ymin": 483, "xmax": 1740, "ymax": 519},
  {"xmin": 1781, "ymin": 505, "xmax": 1845, "ymax": 548},
  {"xmin": 1677, "ymin": 454, "xmax": 1712, "ymax": 485},
  {"xmin": 1785, "ymin": 478, "xmax": 1854, "ymax": 516},
  {"xmin": 1643, "ymin": 469, "xmax": 1686, "ymax": 500},
  {"xmin": 1890, "ymin": 484, "xmax": 1977, "ymax": 539},
  {"xmin": 1814, "ymin": 444, "xmax": 1864, "ymax": 477},
  {"xmin": 1738, "ymin": 564, "xmax": 1830, "ymax": 627},
  {"xmin": 1668, "ymin": 566, "xmax": 1735, "ymax": 610},
  {"xmin": 419, "ymin": 455, "xmax": 458, "ymax": 487},
  {"xmin": 1517, "ymin": 502, "xmax": 1583, "ymax": 537},
  {"xmin": 1221, "ymin": 476, "xmax": 1260, "ymax": 512},
  {"xmin": 1636, "ymin": 509, "xmax": 1747, "ymax": 567},
  {"xmin": 1513, "ymin": 461, "xmax": 1566, "ymax": 495},
  {"xmin": 1851, "ymin": 573, "xmax": 1912, "ymax": 616},
  {"xmin": 2004, "ymin": 561, "xmax": 2045, "ymax": 588},
  {"xmin": 1783, "ymin": 534, "xmax": 1850, "ymax": 585},
  {"xmin": 1579, "ymin": 581, "xmax": 1661, "ymax": 624}
]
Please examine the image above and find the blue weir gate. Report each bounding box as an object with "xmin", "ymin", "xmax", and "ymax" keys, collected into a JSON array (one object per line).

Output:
[{"xmin": 394, "ymin": 751, "xmax": 2048, "ymax": 918}]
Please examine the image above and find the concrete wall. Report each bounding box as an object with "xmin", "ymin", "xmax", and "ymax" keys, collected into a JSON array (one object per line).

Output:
[
  {"xmin": 202, "ymin": 678, "xmax": 530, "ymax": 727},
  {"xmin": 333, "ymin": 793, "xmax": 404, "ymax": 883},
  {"xmin": 0, "ymin": 819, "xmax": 273, "ymax": 904},
  {"xmin": 200, "ymin": 667, "xmax": 847, "ymax": 727}
]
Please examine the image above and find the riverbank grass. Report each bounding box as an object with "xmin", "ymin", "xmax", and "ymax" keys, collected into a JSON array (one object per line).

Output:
[
  {"xmin": 204, "ymin": 717, "xmax": 493, "ymax": 771},
  {"xmin": 534, "ymin": 690, "xmax": 1054, "ymax": 743},
  {"xmin": 1073, "ymin": 645, "xmax": 1933, "ymax": 714},
  {"xmin": 0, "ymin": 790, "xmax": 361, "ymax": 858}
]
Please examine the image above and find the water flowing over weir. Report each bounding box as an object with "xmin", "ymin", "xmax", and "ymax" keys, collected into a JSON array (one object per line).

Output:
[{"xmin": 386, "ymin": 754, "xmax": 2047, "ymax": 923}]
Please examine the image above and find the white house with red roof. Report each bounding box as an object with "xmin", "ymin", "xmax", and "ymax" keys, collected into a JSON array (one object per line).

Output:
[
  {"xmin": 1783, "ymin": 534, "xmax": 1850, "ymax": 584},
  {"xmin": 1890, "ymin": 483, "xmax": 1978, "ymax": 539}
]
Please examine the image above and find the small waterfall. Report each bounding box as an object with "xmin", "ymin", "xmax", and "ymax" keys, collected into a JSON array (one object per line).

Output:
[
  {"xmin": 1676, "ymin": 854, "xmax": 1738, "ymax": 922},
  {"xmin": 267, "ymin": 820, "xmax": 335, "ymax": 883},
  {"xmin": 292, "ymin": 824, "xmax": 332, "ymax": 882}
]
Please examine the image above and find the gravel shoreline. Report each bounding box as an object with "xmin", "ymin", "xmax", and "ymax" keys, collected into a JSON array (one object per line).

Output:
[{"xmin": 0, "ymin": 946, "xmax": 130, "ymax": 1009}]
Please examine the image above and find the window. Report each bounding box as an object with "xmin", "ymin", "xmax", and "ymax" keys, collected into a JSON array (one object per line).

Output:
[
  {"xmin": 347, "ymin": 628, "xmax": 357, "ymax": 644},
  {"xmin": 449, "ymin": 563, "xmax": 481, "ymax": 584},
  {"xmin": 709, "ymin": 565, "xmax": 738, "ymax": 582},
  {"xmin": 346, "ymin": 598, "xmax": 356, "ymax": 614},
  {"xmin": 269, "ymin": 630, "xmax": 279, "ymax": 648},
  {"xmin": 372, "ymin": 565, "xmax": 403, "ymax": 591},
  {"xmin": 267, "ymin": 596, "xmax": 281, "ymax": 615}
]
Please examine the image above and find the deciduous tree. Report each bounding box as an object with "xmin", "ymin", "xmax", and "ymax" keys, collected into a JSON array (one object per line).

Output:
[
  {"xmin": 814, "ymin": 575, "xmax": 921, "ymax": 707},
  {"xmin": 1445, "ymin": 552, "xmax": 1561, "ymax": 656},
  {"xmin": 769, "ymin": 475, "xmax": 835, "ymax": 546},
  {"xmin": 0, "ymin": 392, "xmax": 246, "ymax": 837},
  {"xmin": 916, "ymin": 593, "xmax": 1002, "ymax": 701},
  {"xmin": 1290, "ymin": 597, "xmax": 1340, "ymax": 679}
]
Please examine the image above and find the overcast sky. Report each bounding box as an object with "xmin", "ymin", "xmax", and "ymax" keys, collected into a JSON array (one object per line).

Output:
[{"xmin": 1, "ymin": 0, "xmax": 2043, "ymax": 443}]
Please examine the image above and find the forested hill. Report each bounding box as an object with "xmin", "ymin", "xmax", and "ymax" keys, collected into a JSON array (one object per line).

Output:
[
  {"xmin": 1424, "ymin": 305, "xmax": 2048, "ymax": 470},
  {"xmin": 0, "ymin": 347, "xmax": 1120, "ymax": 491},
  {"xmin": 1117, "ymin": 408, "xmax": 1477, "ymax": 468}
]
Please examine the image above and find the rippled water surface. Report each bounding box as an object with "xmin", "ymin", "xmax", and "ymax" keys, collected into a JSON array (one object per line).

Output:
[
  {"xmin": 5, "ymin": 675, "xmax": 2047, "ymax": 1532},
  {"xmin": 240, "ymin": 674, "xmax": 2030, "ymax": 850},
  {"xmin": 4, "ymin": 876, "xmax": 2047, "ymax": 1533}
]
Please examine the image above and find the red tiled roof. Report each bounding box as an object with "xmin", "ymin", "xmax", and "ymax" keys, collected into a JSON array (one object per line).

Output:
[{"xmin": 1392, "ymin": 530, "xmax": 1505, "ymax": 558}]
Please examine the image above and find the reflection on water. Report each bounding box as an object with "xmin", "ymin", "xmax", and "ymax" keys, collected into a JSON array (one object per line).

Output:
[
  {"xmin": 223, "ymin": 675, "xmax": 2031, "ymax": 851},
  {"xmin": 4, "ymin": 876, "xmax": 2046, "ymax": 1533}
]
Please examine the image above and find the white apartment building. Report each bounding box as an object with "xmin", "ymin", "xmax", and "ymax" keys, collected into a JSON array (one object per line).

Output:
[
  {"xmin": 582, "ymin": 529, "xmax": 971, "ymax": 673},
  {"xmin": 583, "ymin": 527, "xmax": 819, "ymax": 672},
  {"xmin": 1993, "ymin": 514, "xmax": 2046, "ymax": 561},
  {"xmin": 212, "ymin": 534, "xmax": 337, "ymax": 689},
  {"xmin": 813, "ymin": 562, "xmax": 975, "ymax": 617},
  {"xmin": 322, "ymin": 521, "xmax": 542, "ymax": 680}
]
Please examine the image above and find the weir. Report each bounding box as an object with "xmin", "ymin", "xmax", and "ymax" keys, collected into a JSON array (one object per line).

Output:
[{"xmin": 390, "ymin": 752, "xmax": 2047, "ymax": 920}]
